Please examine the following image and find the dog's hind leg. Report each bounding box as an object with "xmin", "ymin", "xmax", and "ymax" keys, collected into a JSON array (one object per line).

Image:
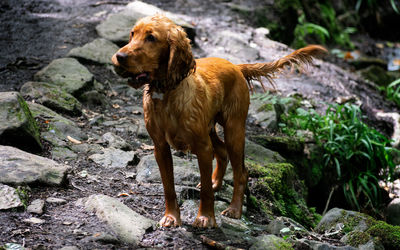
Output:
[
  {"xmin": 210, "ymin": 129, "xmax": 228, "ymax": 192},
  {"xmin": 221, "ymin": 117, "xmax": 248, "ymax": 219}
]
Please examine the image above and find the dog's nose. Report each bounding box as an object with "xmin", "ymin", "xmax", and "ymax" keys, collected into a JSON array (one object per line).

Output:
[{"xmin": 116, "ymin": 52, "xmax": 128, "ymax": 64}]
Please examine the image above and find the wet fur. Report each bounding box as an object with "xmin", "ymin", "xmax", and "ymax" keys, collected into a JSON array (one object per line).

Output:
[{"xmin": 112, "ymin": 14, "xmax": 326, "ymax": 228}]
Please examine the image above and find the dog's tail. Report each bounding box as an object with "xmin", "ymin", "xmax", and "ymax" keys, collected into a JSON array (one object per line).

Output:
[{"xmin": 238, "ymin": 45, "xmax": 327, "ymax": 92}]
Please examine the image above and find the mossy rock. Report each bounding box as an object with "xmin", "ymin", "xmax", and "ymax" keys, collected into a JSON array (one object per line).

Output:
[
  {"xmin": 247, "ymin": 160, "xmax": 319, "ymax": 228},
  {"xmin": 21, "ymin": 81, "xmax": 82, "ymax": 116},
  {"xmin": 317, "ymin": 208, "xmax": 400, "ymax": 249},
  {"xmin": 0, "ymin": 92, "xmax": 42, "ymax": 153},
  {"xmin": 358, "ymin": 65, "xmax": 396, "ymax": 87},
  {"xmin": 250, "ymin": 134, "xmax": 305, "ymax": 155}
]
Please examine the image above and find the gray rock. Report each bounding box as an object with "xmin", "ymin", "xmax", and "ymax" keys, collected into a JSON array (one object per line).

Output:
[
  {"xmin": 96, "ymin": 1, "xmax": 195, "ymax": 44},
  {"xmin": 267, "ymin": 216, "xmax": 307, "ymax": 236},
  {"xmin": 136, "ymin": 118, "xmax": 149, "ymax": 139},
  {"xmin": 28, "ymin": 102, "xmax": 88, "ymax": 158},
  {"xmin": 20, "ymin": 81, "xmax": 82, "ymax": 116},
  {"xmin": 136, "ymin": 154, "xmax": 200, "ymax": 185},
  {"xmin": 245, "ymin": 139, "xmax": 285, "ymax": 164},
  {"xmin": 46, "ymin": 197, "xmax": 67, "ymax": 204},
  {"xmin": 79, "ymin": 90, "xmax": 108, "ymax": 107},
  {"xmin": 88, "ymin": 148, "xmax": 136, "ymax": 168},
  {"xmin": 27, "ymin": 199, "xmax": 45, "ymax": 214},
  {"xmin": 0, "ymin": 145, "xmax": 70, "ymax": 186},
  {"xmin": 211, "ymin": 30, "xmax": 259, "ymax": 63},
  {"xmin": 386, "ymin": 198, "xmax": 400, "ymax": 226},
  {"xmin": 0, "ymin": 91, "xmax": 42, "ymax": 152},
  {"xmin": 83, "ymin": 194, "xmax": 155, "ymax": 245},
  {"xmin": 67, "ymin": 38, "xmax": 119, "ymax": 64},
  {"xmin": 51, "ymin": 146, "xmax": 78, "ymax": 161},
  {"xmin": 248, "ymin": 94, "xmax": 283, "ymax": 131},
  {"xmin": 297, "ymin": 239, "xmax": 357, "ymax": 250},
  {"xmin": 102, "ymin": 132, "xmax": 132, "ymax": 151},
  {"xmin": 250, "ymin": 234, "xmax": 290, "ymax": 250},
  {"xmin": 34, "ymin": 58, "xmax": 93, "ymax": 96},
  {"xmin": 0, "ymin": 184, "xmax": 23, "ymax": 210},
  {"xmin": 180, "ymin": 199, "xmax": 228, "ymax": 225},
  {"xmin": 315, "ymin": 208, "xmax": 369, "ymax": 233}
]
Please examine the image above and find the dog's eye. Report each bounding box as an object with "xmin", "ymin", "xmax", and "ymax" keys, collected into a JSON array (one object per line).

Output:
[
  {"xmin": 146, "ymin": 34, "xmax": 156, "ymax": 42},
  {"xmin": 130, "ymin": 31, "xmax": 134, "ymax": 37}
]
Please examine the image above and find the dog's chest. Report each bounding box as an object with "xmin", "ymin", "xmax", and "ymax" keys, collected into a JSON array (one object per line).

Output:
[{"xmin": 148, "ymin": 92, "xmax": 196, "ymax": 152}]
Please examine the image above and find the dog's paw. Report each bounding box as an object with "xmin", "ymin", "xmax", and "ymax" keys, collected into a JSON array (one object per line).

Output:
[
  {"xmin": 159, "ymin": 214, "xmax": 181, "ymax": 227},
  {"xmin": 196, "ymin": 181, "xmax": 223, "ymax": 192},
  {"xmin": 192, "ymin": 215, "xmax": 217, "ymax": 228},
  {"xmin": 221, "ymin": 206, "xmax": 241, "ymax": 219}
]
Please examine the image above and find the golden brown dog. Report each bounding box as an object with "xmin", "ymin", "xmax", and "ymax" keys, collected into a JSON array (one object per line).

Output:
[{"xmin": 112, "ymin": 14, "xmax": 326, "ymax": 228}]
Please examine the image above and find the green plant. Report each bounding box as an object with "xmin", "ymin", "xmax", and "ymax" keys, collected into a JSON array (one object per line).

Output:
[
  {"xmin": 292, "ymin": 2, "xmax": 356, "ymax": 49},
  {"xmin": 293, "ymin": 14, "xmax": 330, "ymax": 48},
  {"xmin": 356, "ymin": 0, "xmax": 400, "ymax": 14},
  {"xmin": 383, "ymin": 78, "xmax": 400, "ymax": 107},
  {"xmin": 281, "ymin": 103, "xmax": 396, "ymax": 211}
]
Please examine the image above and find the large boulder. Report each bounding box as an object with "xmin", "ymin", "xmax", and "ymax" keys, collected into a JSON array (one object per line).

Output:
[
  {"xmin": 96, "ymin": 1, "xmax": 195, "ymax": 45},
  {"xmin": 0, "ymin": 91, "xmax": 42, "ymax": 152},
  {"xmin": 0, "ymin": 145, "xmax": 70, "ymax": 186},
  {"xmin": 20, "ymin": 81, "xmax": 82, "ymax": 116},
  {"xmin": 34, "ymin": 58, "xmax": 94, "ymax": 97}
]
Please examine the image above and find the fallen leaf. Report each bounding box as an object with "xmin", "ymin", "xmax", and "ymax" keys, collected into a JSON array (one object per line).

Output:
[
  {"xmin": 112, "ymin": 103, "xmax": 120, "ymax": 109},
  {"xmin": 67, "ymin": 135, "xmax": 82, "ymax": 144}
]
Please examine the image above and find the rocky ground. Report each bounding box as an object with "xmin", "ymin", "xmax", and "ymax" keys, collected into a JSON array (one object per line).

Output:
[{"xmin": 1, "ymin": 0, "xmax": 400, "ymax": 249}]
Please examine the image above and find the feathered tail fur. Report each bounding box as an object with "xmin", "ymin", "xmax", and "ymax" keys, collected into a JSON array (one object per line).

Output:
[{"xmin": 238, "ymin": 45, "xmax": 327, "ymax": 92}]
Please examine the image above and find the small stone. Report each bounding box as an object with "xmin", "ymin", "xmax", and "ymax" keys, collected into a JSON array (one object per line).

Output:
[
  {"xmin": 89, "ymin": 148, "xmax": 137, "ymax": 168},
  {"xmin": 27, "ymin": 199, "xmax": 45, "ymax": 214},
  {"xmin": 102, "ymin": 132, "xmax": 132, "ymax": 150},
  {"xmin": 46, "ymin": 197, "xmax": 67, "ymax": 204},
  {"xmin": 59, "ymin": 247, "xmax": 80, "ymax": 250},
  {"xmin": 24, "ymin": 217, "xmax": 45, "ymax": 224},
  {"xmin": 0, "ymin": 184, "xmax": 23, "ymax": 210}
]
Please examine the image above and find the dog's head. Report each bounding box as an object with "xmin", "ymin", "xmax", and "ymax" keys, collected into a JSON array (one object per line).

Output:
[{"xmin": 112, "ymin": 14, "xmax": 195, "ymax": 91}]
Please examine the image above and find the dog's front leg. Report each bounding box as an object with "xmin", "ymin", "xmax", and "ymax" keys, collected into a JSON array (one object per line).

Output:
[
  {"xmin": 193, "ymin": 138, "xmax": 216, "ymax": 228},
  {"xmin": 154, "ymin": 142, "xmax": 181, "ymax": 227}
]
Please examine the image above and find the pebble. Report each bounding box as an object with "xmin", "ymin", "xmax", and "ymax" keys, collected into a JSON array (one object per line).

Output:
[
  {"xmin": 27, "ymin": 199, "xmax": 45, "ymax": 214},
  {"xmin": 24, "ymin": 217, "xmax": 45, "ymax": 224},
  {"xmin": 46, "ymin": 197, "xmax": 67, "ymax": 204}
]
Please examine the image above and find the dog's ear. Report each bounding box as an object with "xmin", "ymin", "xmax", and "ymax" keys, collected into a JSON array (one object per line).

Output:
[{"xmin": 167, "ymin": 26, "xmax": 195, "ymax": 84}]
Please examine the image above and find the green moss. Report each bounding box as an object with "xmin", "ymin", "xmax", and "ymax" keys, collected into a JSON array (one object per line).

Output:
[
  {"xmin": 246, "ymin": 160, "xmax": 319, "ymax": 228},
  {"xmin": 16, "ymin": 186, "xmax": 30, "ymax": 209},
  {"xmin": 346, "ymin": 231, "xmax": 371, "ymax": 247},
  {"xmin": 366, "ymin": 221, "xmax": 400, "ymax": 248},
  {"xmin": 273, "ymin": 239, "xmax": 293, "ymax": 250},
  {"xmin": 251, "ymin": 135, "xmax": 304, "ymax": 154},
  {"xmin": 17, "ymin": 94, "xmax": 41, "ymax": 147},
  {"xmin": 257, "ymin": 103, "xmax": 274, "ymax": 112}
]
